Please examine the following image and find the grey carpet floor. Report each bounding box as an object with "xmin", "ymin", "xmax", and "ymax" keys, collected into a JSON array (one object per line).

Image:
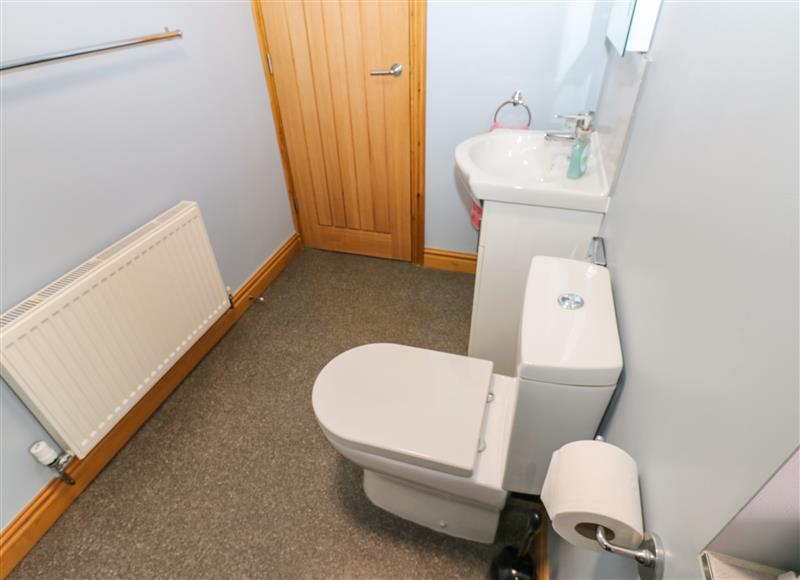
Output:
[{"xmin": 12, "ymin": 249, "xmax": 530, "ymax": 580}]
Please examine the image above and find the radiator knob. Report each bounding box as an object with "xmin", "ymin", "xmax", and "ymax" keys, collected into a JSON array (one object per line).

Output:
[{"xmin": 30, "ymin": 441, "xmax": 58, "ymax": 466}]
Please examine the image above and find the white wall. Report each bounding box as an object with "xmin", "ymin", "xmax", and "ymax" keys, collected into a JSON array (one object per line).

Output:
[
  {"xmin": 0, "ymin": 1, "xmax": 295, "ymax": 529},
  {"xmin": 425, "ymin": 1, "xmax": 612, "ymax": 253},
  {"xmin": 549, "ymin": 3, "xmax": 799, "ymax": 579}
]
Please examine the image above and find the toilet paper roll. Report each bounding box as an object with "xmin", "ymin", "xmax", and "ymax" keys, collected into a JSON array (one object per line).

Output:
[{"xmin": 541, "ymin": 440, "xmax": 643, "ymax": 552}]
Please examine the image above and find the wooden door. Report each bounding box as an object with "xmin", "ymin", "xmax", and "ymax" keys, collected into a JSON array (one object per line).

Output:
[{"xmin": 258, "ymin": 0, "xmax": 414, "ymax": 261}]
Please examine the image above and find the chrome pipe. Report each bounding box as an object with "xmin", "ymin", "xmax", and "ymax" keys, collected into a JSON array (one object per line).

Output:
[
  {"xmin": 53, "ymin": 453, "xmax": 77, "ymax": 485},
  {"xmin": 587, "ymin": 236, "xmax": 607, "ymax": 267}
]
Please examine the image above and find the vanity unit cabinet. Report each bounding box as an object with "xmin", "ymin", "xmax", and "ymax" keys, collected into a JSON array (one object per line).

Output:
[{"xmin": 469, "ymin": 202, "xmax": 604, "ymax": 375}]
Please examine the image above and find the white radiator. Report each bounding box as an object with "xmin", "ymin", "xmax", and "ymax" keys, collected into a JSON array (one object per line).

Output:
[{"xmin": 0, "ymin": 201, "xmax": 229, "ymax": 458}]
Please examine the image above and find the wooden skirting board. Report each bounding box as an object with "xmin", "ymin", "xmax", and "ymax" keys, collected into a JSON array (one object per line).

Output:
[
  {"xmin": 422, "ymin": 248, "xmax": 478, "ymax": 275},
  {"xmin": 0, "ymin": 233, "xmax": 302, "ymax": 578},
  {"xmin": 536, "ymin": 505, "xmax": 550, "ymax": 580}
]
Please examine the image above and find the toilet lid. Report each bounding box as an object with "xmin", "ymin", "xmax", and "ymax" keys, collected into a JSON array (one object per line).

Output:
[{"xmin": 312, "ymin": 343, "xmax": 494, "ymax": 477}]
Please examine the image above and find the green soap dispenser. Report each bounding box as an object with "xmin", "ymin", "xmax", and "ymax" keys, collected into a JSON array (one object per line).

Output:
[{"xmin": 567, "ymin": 116, "xmax": 593, "ymax": 180}]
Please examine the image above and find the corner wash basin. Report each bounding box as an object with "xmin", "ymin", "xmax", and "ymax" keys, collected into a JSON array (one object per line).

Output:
[{"xmin": 455, "ymin": 129, "xmax": 610, "ymax": 213}]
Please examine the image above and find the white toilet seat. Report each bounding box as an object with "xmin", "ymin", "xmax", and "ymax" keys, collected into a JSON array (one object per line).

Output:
[
  {"xmin": 312, "ymin": 343, "xmax": 517, "ymax": 542},
  {"xmin": 312, "ymin": 343, "xmax": 494, "ymax": 477}
]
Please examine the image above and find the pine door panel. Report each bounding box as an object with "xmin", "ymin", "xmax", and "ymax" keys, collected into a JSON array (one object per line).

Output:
[{"xmin": 259, "ymin": 0, "xmax": 412, "ymax": 260}]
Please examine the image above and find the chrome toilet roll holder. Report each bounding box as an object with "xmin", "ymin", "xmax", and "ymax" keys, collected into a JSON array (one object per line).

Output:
[
  {"xmin": 595, "ymin": 525, "xmax": 664, "ymax": 580},
  {"xmin": 589, "ymin": 436, "xmax": 664, "ymax": 580}
]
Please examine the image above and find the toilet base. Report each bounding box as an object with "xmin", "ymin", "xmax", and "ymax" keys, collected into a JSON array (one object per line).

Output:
[{"xmin": 363, "ymin": 470, "xmax": 502, "ymax": 543}]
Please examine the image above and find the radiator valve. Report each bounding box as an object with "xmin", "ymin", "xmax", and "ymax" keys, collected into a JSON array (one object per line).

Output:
[{"xmin": 30, "ymin": 441, "xmax": 75, "ymax": 485}]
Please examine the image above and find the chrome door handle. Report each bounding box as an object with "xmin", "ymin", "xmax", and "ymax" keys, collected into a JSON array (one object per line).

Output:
[{"xmin": 369, "ymin": 63, "xmax": 403, "ymax": 77}]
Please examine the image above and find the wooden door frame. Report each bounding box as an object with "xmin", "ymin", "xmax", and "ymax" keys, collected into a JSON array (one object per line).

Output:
[{"xmin": 251, "ymin": 0, "xmax": 427, "ymax": 265}]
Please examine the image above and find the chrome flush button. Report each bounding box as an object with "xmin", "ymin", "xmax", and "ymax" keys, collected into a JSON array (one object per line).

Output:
[{"xmin": 558, "ymin": 293, "xmax": 584, "ymax": 310}]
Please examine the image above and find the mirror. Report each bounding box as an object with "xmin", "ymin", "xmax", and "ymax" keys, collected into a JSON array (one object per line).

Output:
[{"xmin": 607, "ymin": 1, "xmax": 637, "ymax": 56}]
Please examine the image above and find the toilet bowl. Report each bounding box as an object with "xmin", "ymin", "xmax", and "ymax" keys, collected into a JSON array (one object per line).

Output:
[{"xmin": 312, "ymin": 256, "xmax": 623, "ymax": 543}]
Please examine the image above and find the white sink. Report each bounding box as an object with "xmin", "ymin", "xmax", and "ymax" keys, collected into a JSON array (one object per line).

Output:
[{"xmin": 455, "ymin": 129, "xmax": 610, "ymax": 213}]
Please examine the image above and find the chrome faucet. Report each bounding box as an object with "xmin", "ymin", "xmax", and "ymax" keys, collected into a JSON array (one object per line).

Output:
[{"xmin": 545, "ymin": 111, "xmax": 595, "ymax": 142}]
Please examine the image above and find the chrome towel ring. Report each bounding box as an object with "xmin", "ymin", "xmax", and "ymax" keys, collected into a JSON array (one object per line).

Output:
[{"xmin": 493, "ymin": 90, "xmax": 532, "ymax": 129}]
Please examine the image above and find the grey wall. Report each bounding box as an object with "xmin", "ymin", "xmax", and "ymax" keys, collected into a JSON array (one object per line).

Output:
[
  {"xmin": 0, "ymin": 2, "xmax": 295, "ymax": 528},
  {"xmin": 425, "ymin": 1, "xmax": 612, "ymax": 253},
  {"xmin": 549, "ymin": 3, "xmax": 799, "ymax": 579}
]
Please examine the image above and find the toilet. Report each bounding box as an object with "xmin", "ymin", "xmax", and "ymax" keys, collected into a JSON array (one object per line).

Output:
[{"xmin": 312, "ymin": 256, "xmax": 623, "ymax": 543}]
